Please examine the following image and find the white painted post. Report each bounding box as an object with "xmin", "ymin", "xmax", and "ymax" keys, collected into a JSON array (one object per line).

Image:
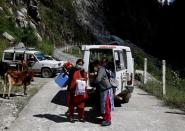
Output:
[
  {"xmin": 67, "ymin": 46, "xmax": 69, "ymax": 53},
  {"xmin": 65, "ymin": 46, "xmax": 67, "ymax": 52},
  {"xmin": 144, "ymin": 58, "xmax": 147, "ymax": 84},
  {"xmin": 71, "ymin": 47, "xmax": 72, "ymax": 53},
  {"xmin": 162, "ymin": 60, "xmax": 166, "ymax": 96},
  {"xmin": 78, "ymin": 48, "xmax": 81, "ymax": 55},
  {"xmin": 132, "ymin": 58, "xmax": 135, "ymax": 86}
]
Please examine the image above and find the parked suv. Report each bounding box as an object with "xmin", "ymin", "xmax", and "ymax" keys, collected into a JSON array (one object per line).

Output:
[{"xmin": 2, "ymin": 47, "xmax": 62, "ymax": 78}]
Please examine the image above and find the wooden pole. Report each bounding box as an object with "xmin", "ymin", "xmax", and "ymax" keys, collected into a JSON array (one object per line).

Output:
[
  {"xmin": 162, "ymin": 60, "xmax": 166, "ymax": 96},
  {"xmin": 144, "ymin": 58, "xmax": 147, "ymax": 84}
]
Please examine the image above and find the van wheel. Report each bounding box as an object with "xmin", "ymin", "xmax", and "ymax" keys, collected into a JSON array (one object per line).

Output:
[{"xmin": 41, "ymin": 68, "xmax": 52, "ymax": 78}]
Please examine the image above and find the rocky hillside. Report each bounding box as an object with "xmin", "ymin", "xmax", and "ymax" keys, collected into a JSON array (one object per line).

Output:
[
  {"xmin": 0, "ymin": 0, "xmax": 98, "ymax": 56},
  {"xmin": 0, "ymin": 0, "xmax": 184, "ymax": 75}
]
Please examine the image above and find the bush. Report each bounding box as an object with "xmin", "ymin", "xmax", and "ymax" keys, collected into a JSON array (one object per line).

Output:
[
  {"xmin": 0, "ymin": 38, "xmax": 9, "ymax": 59},
  {"xmin": 18, "ymin": 28, "xmax": 38, "ymax": 46},
  {"xmin": 37, "ymin": 40, "xmax": 53, "ymax": 55},
  {"xmin": 140, "ymin": 80, "xmax": 163, "ymax": 98}
]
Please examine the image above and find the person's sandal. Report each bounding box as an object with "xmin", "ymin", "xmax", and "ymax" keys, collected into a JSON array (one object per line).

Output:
[
  {"xmin": 68, "ymin": 116, "xmax": 75, "ymax": 123},
  {"xmin": 101, "ymin": 121, "xmax": 111, "ymax": 126},
  {"xmin": 79, "ymin": 118, "xmax": 85, "ymax": 122}
]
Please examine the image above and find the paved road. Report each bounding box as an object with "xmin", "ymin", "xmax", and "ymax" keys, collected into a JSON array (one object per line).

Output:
[
  {"xmin": 7, "ymin": 79, "xmax": 185, "ymax": 131},
  {"xmin": 6, "ymin": 48, "xmax": 185, "ymax": 131}
]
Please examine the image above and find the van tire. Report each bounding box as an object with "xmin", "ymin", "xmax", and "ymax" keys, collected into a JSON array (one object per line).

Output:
[{"xmin": 41, "ymin": 68, "xmax": 52, "ymax": 78}]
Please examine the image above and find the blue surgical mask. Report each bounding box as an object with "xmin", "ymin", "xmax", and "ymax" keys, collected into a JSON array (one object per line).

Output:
[{"xmin": 76, "ymin": 64, "xmax": 83, "ymax": 70}]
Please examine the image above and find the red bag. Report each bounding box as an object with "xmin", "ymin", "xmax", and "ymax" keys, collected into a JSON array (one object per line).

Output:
[{"xmin": 74, "ymin": 90, "xmax": 88, "ymax": 105}]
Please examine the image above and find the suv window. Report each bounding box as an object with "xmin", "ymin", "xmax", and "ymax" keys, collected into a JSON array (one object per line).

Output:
[
  {"xmin": 35, "ymin": 52, "xmax": 45, "ymax": 61},
  {"xmin": 4, "ymin": 52, "xmax": 14, "ymax": 60},
  {"xmin": 15, "ymin": 53, "xmax": 24, "ymax": 61},
  {"xmin": 26, "ymin": 54, "xmax": 36, "ymax": 61}
]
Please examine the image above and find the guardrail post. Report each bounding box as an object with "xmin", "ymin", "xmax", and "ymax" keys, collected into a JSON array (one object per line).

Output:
[
  {"xmin": 162, "ymin": 60, "xmax": 166, "ymax": 96},
  {"xmin": 78, "ymin": 48, "xmax": 81, "ymax": 55},
  {"xmin": 144, "ymin": 58, "xmax": 147, "ymax": 84},
  {"xmin": 67, "ymin": 46, "xmax": 69, "ymax": 53},
  {"xmin": 133, "ymin": 58, "xmax": 135, "ymax": 85},
  {"xmin": 70, "ymin": 47, "xmax": 72, "ymax": 53}
]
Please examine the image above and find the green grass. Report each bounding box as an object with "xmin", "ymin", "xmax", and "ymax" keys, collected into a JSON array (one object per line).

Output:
[
  {"xmin": 140, "ymin": 79, "xmax": 185, "ymax": 111},
  {"xmin": 140, "ymin": 81, "xmax": 163, "ymax": 98},
  {"xmin": 0, "ymin": 38, "xmax": 9, "ymax": 58},
  {"xmin": 128, "ymin": 41, "xmax": 185, "ymax": 111}
]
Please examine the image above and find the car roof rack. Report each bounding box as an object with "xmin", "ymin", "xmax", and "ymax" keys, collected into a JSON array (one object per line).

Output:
[{"xmin": 13, "ymin": 47, "xmax": 36, "ymax": 51}]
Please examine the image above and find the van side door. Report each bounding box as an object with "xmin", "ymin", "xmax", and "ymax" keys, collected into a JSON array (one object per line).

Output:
[{"xmin": 113, "ymin": 49, "xmax": 127, "ymax": 95}]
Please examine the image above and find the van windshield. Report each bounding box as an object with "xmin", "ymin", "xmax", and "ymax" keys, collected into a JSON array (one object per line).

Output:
[
  {"xmin": 89, "ymin": 49, "xmax": 113, "ymax": 62},
  {"xmin": 34, "ymin": 52, "xmax": 45, "ymax": 61}
]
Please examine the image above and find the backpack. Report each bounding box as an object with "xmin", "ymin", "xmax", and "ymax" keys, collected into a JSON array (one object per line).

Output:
[{"xmin": 105, "ymin": 69, "xmax": 118, "ymax": 88}]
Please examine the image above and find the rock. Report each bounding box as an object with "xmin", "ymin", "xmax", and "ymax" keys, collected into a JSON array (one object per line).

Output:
[
  {"xmin": 16, "ymin": 17, "xmax": 28, "ymax": 28},
  {"xmin": 29, "ymin": 21, "xmax": 37, "ymax": 29},
  {"xmin": 20, "ymin": 8, "xmax": 27, "ymax": 15},
  {"xmin": 0, "ymin": 7, "xmax": 3, "ymax": 12},
  {"xmin": 15, "ymin": 42, "xmax": 25, "ymax": 48},
  {"xmin": 16, "ymin": 10, "xmax": 29, "ymax": 28},
  {"xmin": 8, "ymin": 8, "xmax": 13, "ymax": 15},
  {"xmin": 2, "ymin": 32, "xmax": 15, "ymax": 42},
  {"xmin": 35, "ymin": 32, "xmax": 42, "ymax": 42},
  {"xmin": 16, "ymin": 11, "xmax": 25, "ymax": 18}
]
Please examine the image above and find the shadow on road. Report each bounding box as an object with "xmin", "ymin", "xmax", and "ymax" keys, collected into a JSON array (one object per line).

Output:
[
  {"xmin": 33, "ymin": 114, "xmax": 69, "ymax": 123},
  {"xmin": 84, "ymin": 108, "xmax": 102, "ymax": 124},
  {"xmin": 33, "ymin": 111, "xmax": 102, "ymax": 124},
  {"xmin": 51, "ymin": 90, "xmax": 68, "ymax": 106},
  {"xmin": 137, "ymin": 93, "xmax": 151, "ymax": 96},
  {"xmin": 165, "ymin": 111, "xmax": 185, "ymax": 115},
  {"xmin": 50, "ymin": 90, "xmax": 121, "ymax": 124},
  {"xmin": 0, "ymin": 93, "xmax": 24, "ymax": 99},
  {"xmin": 51, "ymin": 90, "xmax": 100, "ymax": 107}
]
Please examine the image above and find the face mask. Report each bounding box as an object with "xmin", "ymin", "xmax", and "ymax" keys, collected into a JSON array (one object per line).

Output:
[{"xmin": 76, "ymin": 64, "xmax": 83, "ymax": 70}]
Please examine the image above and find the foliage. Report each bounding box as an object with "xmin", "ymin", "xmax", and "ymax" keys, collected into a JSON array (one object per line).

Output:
[
  {"xmin": 63, "ymin": 46, "xmax": 83, "ymax": 58},
  {"xmin": 140, "ymin": 81, "xmax": 163, "ymax": 98},
  {"xmin": 0, "ymin": 38, "xmax": 9, "ymax": 59},
  {"xmin": 37, "ymin": 40, "xmax": 53, "ymax": 55},
  {"xmin": 39, "ymin": 0, "xmax": 95, "ymax": 45},
  {"xmin": 17, "ymin": 27, "xmax": 38, "ymax": 46},
  {"xmin": 140, "ymin": 75, "xmax": 185, "ymax": 111}
]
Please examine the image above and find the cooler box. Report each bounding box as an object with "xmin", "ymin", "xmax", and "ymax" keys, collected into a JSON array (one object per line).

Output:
[{"xmin": 55, "ymin": 73, "xmax": 69, "ymax": 88}]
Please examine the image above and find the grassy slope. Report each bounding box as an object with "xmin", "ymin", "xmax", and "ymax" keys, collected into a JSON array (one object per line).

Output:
[{"xmin": 130, "ymin": 42, "xmax": 185, "ymax": 111}]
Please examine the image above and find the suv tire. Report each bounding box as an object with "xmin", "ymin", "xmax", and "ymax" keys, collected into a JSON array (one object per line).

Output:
[{"xmin": 41, "ymin": 68, "xmax": 52, "ymax": 78}]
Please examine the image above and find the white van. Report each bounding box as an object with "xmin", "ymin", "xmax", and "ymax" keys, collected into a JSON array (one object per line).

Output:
[
  {"xmin": 2, "ymin": 47, "xmax": 63, "ymax": 78},
  {"xmin": 82, "ymin": 45, "xmax": 134, "ymax": 102}
]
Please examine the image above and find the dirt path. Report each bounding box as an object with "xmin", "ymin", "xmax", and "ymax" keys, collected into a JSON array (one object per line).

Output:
[{"xmin": 0, "ymin": 77, "xmax": 52, "ymax": 131}]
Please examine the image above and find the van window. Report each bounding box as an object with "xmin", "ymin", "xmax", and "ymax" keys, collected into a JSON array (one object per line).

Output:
[
  {"xmin": 4, "ymin": 52, "xmax": 14, "ymax": 61},
  {"xmin": 122, "ymin": 49, "xmax": 127, "ymax": 69},
  {"xmin": 114, "ymin": 51, "xmax": 126, "ymax": 71},
  {"xmin": 88, "ymin": 49, "xmax": 115, "ymax": 86}
]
